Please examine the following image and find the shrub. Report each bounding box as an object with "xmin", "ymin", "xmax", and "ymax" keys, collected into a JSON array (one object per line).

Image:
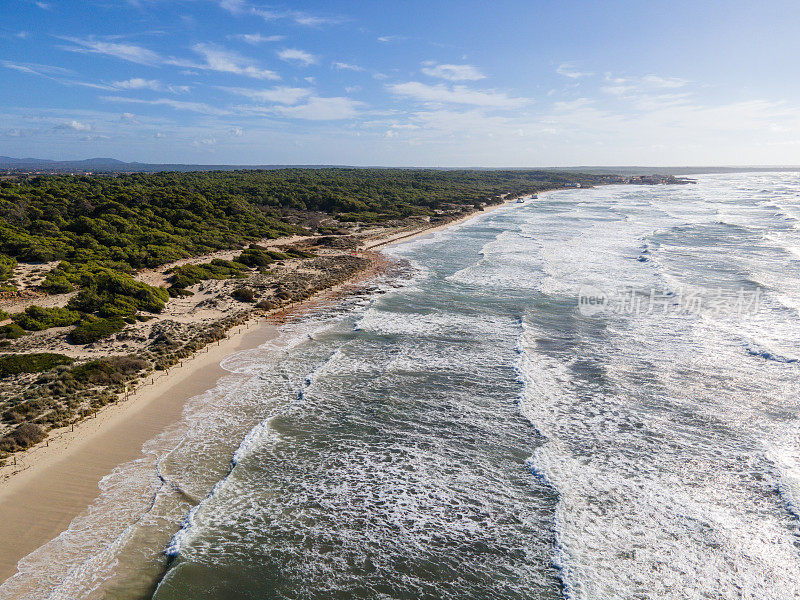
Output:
[
  {"xmin": 12, "ymin": 306, "xmax": 83, "ymax": 331},
  {"xmin": 68, "ymin": 317, "xmax": 126, "ymax": 344},
  {"xmin": 169, "ymin": 260, "xmax": 247, "ymax": 291},
  {"xmin": 231, "ymin": 287, "xmax": 255, "ymax": 302},
  {"xmin": 0, "ymin": 323, "xmax": 26, "ymax": 340},
  {"xmin": 39, "ymin": 273, "xmax": 75, "ymax": 294},
  {"xmin": 68, "ymin": 271, "xmax": 169, "ymax": 316},
  {"xmin": 69, "ymin": 356, "xmax": 147, "ymax": 385},
  {"xmin": 255, "ymin": 299, "xmax": 276, "ymax": 310},
  {"xmin": 235, "ymin": 248, "xmax": 275, "ymax": 267},
  {"xmin": 0, "ymin": 423, "xmax": 46, "ymax": 452},
  {"xmin": 0, "ymin": 352, "xmax": 74, "ymax": 377},
  {"xmin": 283, "ymin": 246, "xmax": 315, "ymax": 259},
  {"xmin": 0, "ymin": 254, "xmax": 16, "ymax": 281}
]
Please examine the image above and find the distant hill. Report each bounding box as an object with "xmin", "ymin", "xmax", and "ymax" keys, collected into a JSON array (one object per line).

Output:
[
  {"xmin": 1, "ymin": 156, "xmax": 799, "ymax": 175},
  {"xmin": 0, "ymin": 156, "xmax": 336, "ymax": 173}
]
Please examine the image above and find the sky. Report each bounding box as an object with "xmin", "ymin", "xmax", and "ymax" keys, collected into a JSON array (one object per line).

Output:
[{"xmin": 1, "ymin": 0, "xmax": 799, "ymax": 166}]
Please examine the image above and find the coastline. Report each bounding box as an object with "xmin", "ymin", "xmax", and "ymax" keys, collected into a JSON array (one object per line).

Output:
[
  {"xmin": 364, "ymin": 191, "xmax": 530, "ymax": 250},
  {"xmin": 0, "ymin": 318, "xmax": 279, "ymax": 581},
  {"xmin": 0, "ymin": 190, "xmax": 532, "ymax": 585}
]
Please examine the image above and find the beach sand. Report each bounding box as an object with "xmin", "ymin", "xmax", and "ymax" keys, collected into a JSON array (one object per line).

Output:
[
  {"xmin": 0, "ymin": 319, "xmax": 278, "ymax": 582},
  {"xmin": 0, "ymin": 190, "xmax": 534, "ymax": 584}
]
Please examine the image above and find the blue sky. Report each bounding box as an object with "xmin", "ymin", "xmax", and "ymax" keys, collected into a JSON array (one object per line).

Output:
[{"xmin": 1, "ymin": 0, "xmax": 799, "ymax": 166}]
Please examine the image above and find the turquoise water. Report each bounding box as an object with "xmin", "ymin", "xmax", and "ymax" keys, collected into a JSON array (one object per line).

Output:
[{"xmin": 4, "ymin": 173, "xmax": 800, "ymax": 599}]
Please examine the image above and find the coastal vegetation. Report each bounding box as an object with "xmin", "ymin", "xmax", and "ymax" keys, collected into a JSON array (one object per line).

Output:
[
  {"xmin": 0, "ymin": 352, "xmax": 74, "ymax": 378},
  {"xmin": 0, "ymin": 168, "xmax": 623, "ymax": 461},
  {"xmin": 0, "ymin": 168, "xmax": 600, "ymax": 273}
]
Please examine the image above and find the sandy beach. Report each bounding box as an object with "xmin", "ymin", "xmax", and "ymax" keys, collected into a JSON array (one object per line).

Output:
[
  {"xmin": 0, "ymin": 318, "xmax": 278, "ymax": 581},
  {"xmin": 0, "ymin": 191, "xmax": 532, "ymax": 585}
]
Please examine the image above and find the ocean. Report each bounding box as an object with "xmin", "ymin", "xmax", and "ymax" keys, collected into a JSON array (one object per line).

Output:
[{"xmin": 3, "ymin": 172, "xmax": 800, "ymax": 599}]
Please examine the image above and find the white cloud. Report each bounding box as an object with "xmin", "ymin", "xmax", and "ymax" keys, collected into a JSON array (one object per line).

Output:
[
  {"xmin": 229, "ymin": 126, "xmax": 244, "ymax": 136},
  {"xmin": 178, "ymin": 44, "xmax": 281, "ymax": 80},
  {"xmin": 599, "ymin": 73, "xmax": 693, "ymax": 112},
  {"xmin": 218, "ymin": 0, "xmax": 247, "ymax": 14},
  {"xmin": 222, "ymin": 86, "xmax": 313, "ymax": 104},
  {"xmin": 332, "ymin": 61, "xmax": 364, "ymax": 72},
  {"xmin": 274, "ymin": 96, "xmax": 362, "ymax": 120},
  {"xmin": 55, "ymin": 120, "xmax": 92, "ymax": 132},
  {"xmin": 59, "ymin": 37, "xmax": 162, "ymax": 65},
  {"xmin": 641, "ymin": 74, "xmax": 688, "ymax": 88},
  {"xmin": 293, "ymin": 13, "xmax": 345, "ymax": 27},
  {"xmin": 62, "ymin": 39, "xmax": 279, "ymax": 80},
  {"xmin": 193, "ymin": 136, "xmax": 217, "ymax": 147},
  {"xmin": 278, "ymin": 48, "xmax": 318, "ymax": 67},
  {"xmin": 556, "ymin": 63, "xmax": 593, "ymax": 79},
  {"xmin": 111, "ymin": 78, "xmax": 190, "ymax": 93},
  {"xmin": 388, "ymin": 81, "xmax": 529, "ymax": 108},
  {"xmin": 101, "ymin": 96, "xmax": 232, "ymax": 115},
  {"xmin": 602, "ymin": 73, "xmax": 688, "ymax": 95},
  {"xmin": 218, "ymin": 2, "xmax": 343, "ymax": 27},
  {"xmin": 2, "ymin": 60, "xmax": 74, "ymax": 77},
  {"xmin": 15, "ymin": 31, "xmax": 29, "ymax": 39},
  {"xmin": 377, "ymin": 35, "xmax": 406, "ymax": 43},
  {"xmin": 112, "ymin": 78, "xmax": 161, "ymax": 91},
  {"xmin": 421, "ymin": 62, "xmax": 485, "ymax": 81},
  {"xmin": 119, "ymin": 112, "xmax": 140, "ymax": 123},
  {"xmin": 229, "ymin": 33, "xmax": 285, "ymax": 44}
]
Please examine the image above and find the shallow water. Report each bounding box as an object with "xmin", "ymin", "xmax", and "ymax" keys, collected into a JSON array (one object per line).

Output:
[{"xmin": 3, "ymin": 173, "xmax": 800, "ymax": 599}]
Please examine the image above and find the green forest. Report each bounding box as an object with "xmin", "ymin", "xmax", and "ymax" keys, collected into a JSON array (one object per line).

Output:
[
  {"xmin": 0, "ymin": 168, "xmax": 600, "ymax": 270},
  {"xmin": 0, "ymin": 168, "xmax": 603, "ymax": 338}
]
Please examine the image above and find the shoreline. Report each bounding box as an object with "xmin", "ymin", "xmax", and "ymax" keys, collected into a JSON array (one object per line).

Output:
[
  {"xmin": 0, "ymin": 317, "xmax": 279, "ymax": 582},
  {"xmin": 0, "ymin": 189, "xmax": 535, "ymax": 585},
  {"xmin": 364, "ymin": 191, "xmax": 534, "ymax": 250}
]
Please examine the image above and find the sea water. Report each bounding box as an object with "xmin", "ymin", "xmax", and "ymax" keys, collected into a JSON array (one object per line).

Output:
[{"xmin": 2, "ymin": 172, "xmax": 799, "ymax": 599}]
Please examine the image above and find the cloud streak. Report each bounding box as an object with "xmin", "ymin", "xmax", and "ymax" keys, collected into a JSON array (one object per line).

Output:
[
  {"xmin": 59, "ymin": 37, "xmax": 162, "ymax": 65},
  {"xmin": 388, "ymin": 81, "xmax": 529, "ymax": 108},
  {"xmin": 277, "ymin": 48, "xmax": 318, "ymax": 67},
  {"xmin": 228, "ymin": 33, "xmax": 285, "ymax": 44},
  {"xmin": 421, "ymin": 62, "xmax": 485, "ymax": 81},
  {"xmin": 221, "ymin": 86, "xmax": 313, "ymax": 104}
]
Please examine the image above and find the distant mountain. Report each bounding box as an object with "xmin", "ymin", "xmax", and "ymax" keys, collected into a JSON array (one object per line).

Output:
[
  {"xmin": 1, "ymin": 157, "xmax": 799, "ymax": 175},
  {"xmin": 0, "ymin": 156, "xmax": 340, "ymax": 173},
  {"xmin": 0, "ymin": 156, "xmax": 56, "ymax": 165}
]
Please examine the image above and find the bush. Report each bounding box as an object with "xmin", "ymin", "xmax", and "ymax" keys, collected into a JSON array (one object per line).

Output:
[
  {"xmin": 0, "ymin": 323, "xmax": 25, "ymax": 340},
  {"xmin": 0, "ymin": 423, "xmax": 46, "ymax": 452},
  {"xmin": 283, "ymin": 246, "xmax": 315, "ymax": 259},
  {"xmin": 67, "ymin": 271, "xmax": 169, "ymax": 316},
  {"xmin": 0, "ymin": 352, "xmax": 74, "ymax": 378},
  {"xmin": 255, "ymin": 299, "xmax": 276, "ymax": 310},
  {"xmin": 169, "ymin": 260, "xmax": 247, "ymax": 291},
  {"xmin": 0, "ymin": 254, "xmax": 16, "ymax": 281},
  {"xmin": 39, "ymin": 273, "xmax": 75, "ymax": 294},
  {"xmin": 68, "ymin": 317, "xmax": 126, "ymax": 344},
  {"xmin": 231, "ymin": 287, "xmax": 255, "ymax": 302},
  {"xmin": 11, "ymin": 306, "xmax": 83, "ymax": 331},
  {"xmin": 69, "ymin": 356, "xmax": 147, "ymax": 385},
  {"xmin": 235, "ymin": 248, "xmax": 275, "ymax": 267}
]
